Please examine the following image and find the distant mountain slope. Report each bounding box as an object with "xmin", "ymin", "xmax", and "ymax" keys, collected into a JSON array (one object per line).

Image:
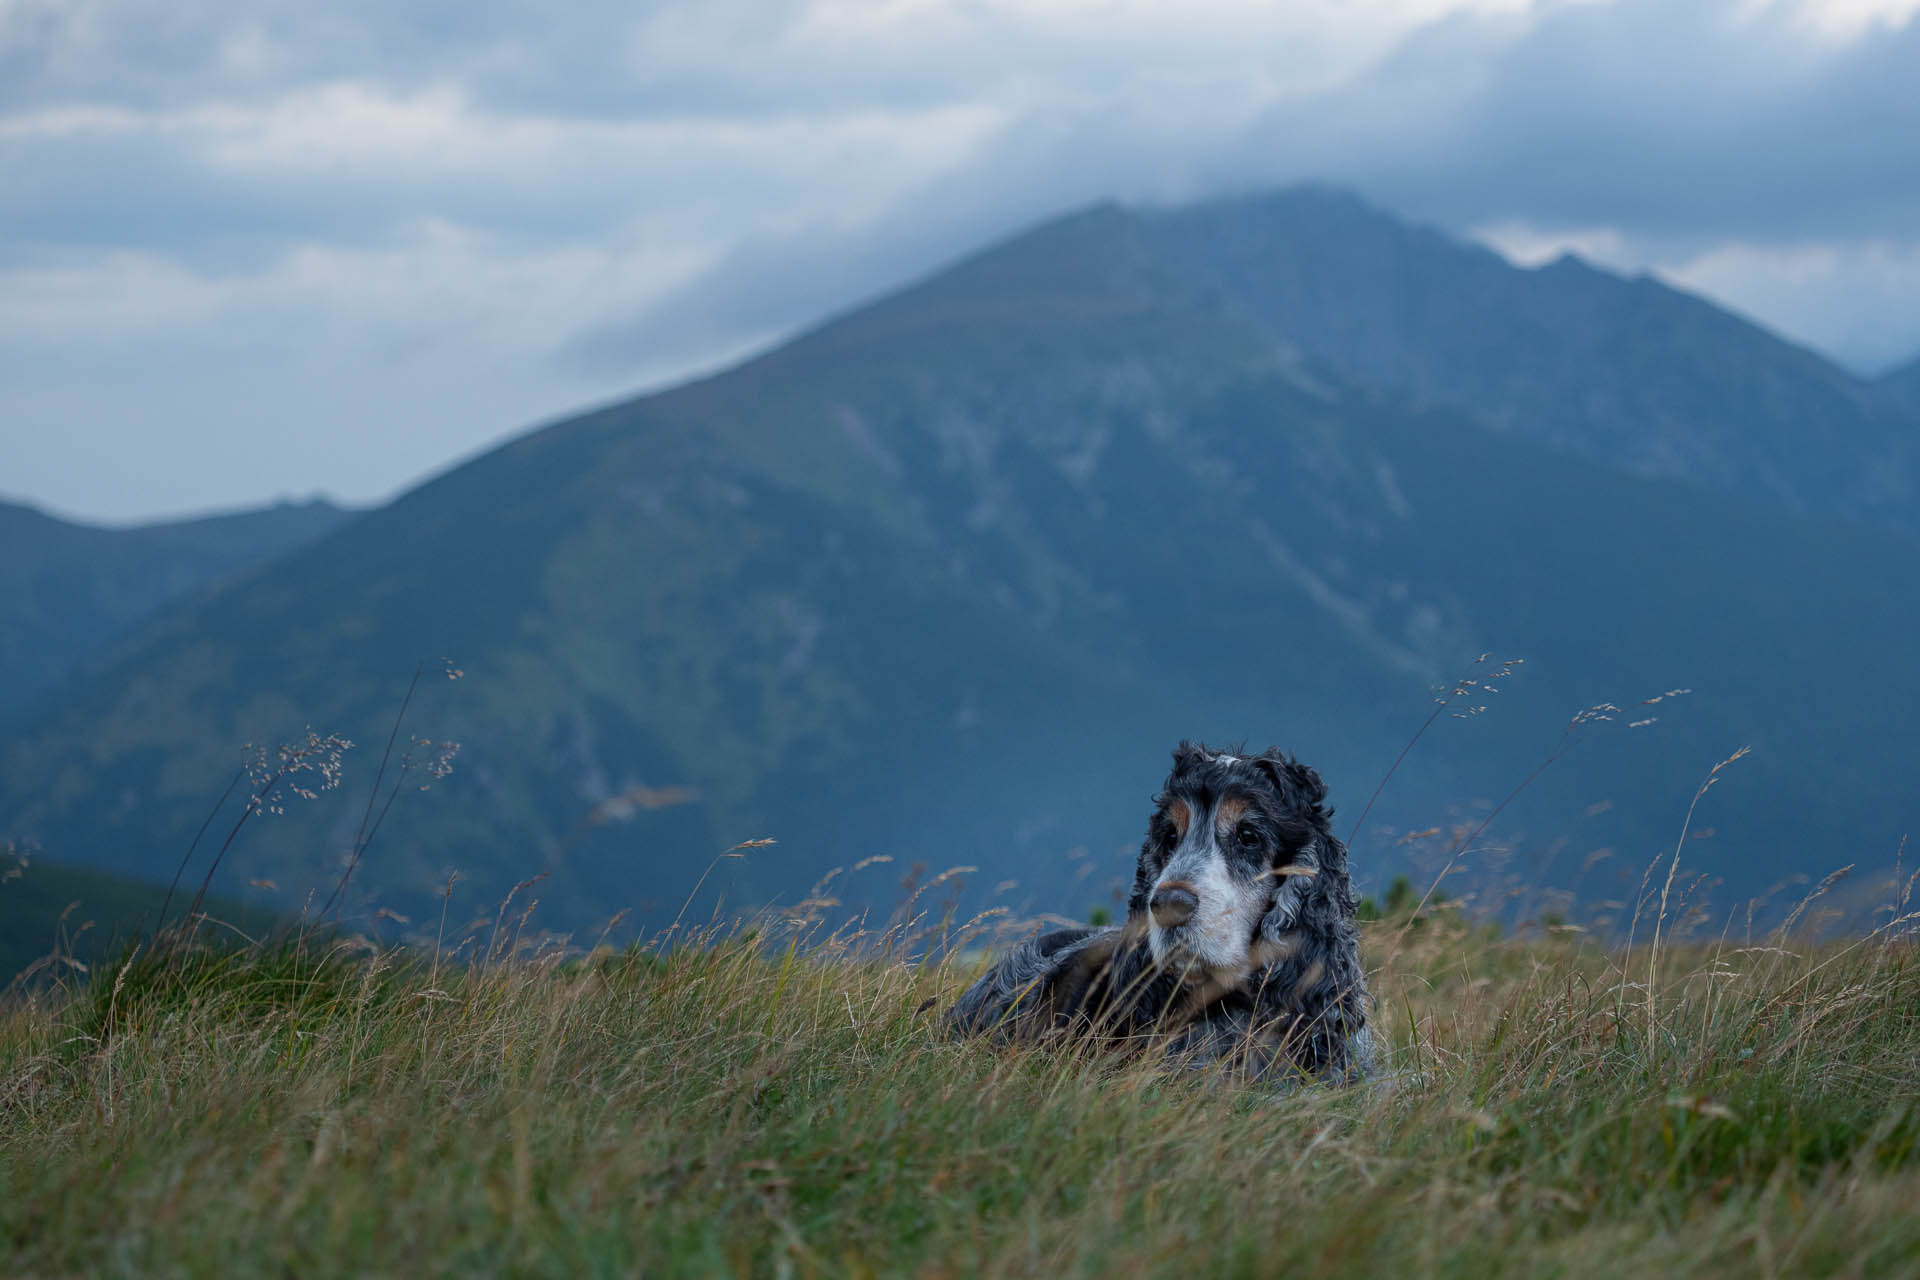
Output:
[
  {"xmin": 1142, "ymin": 187, "xmax": 1917, "ymax": 530},
  {"xmin": 1876, "ymin": 353, "xmax": 1920, "ymax": 418},
  {"xmin": 0, "ymin": 497, "xmax": 355, "ymax": 720},
  {"xmin": 0, "ymin": 849, "xmax": 262, "ymax": 985},
  {"xmin": 1, "ymin": 190, "xmax": 1915, "ymax": 935}
]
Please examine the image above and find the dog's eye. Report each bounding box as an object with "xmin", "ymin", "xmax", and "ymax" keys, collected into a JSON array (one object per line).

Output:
[{"xmin": 1236, "ymin": 824, "xmax": 1262, "ymax": 849}]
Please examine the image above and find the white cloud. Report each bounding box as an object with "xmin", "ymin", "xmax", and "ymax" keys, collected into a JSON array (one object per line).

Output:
[
  {"xmin": 1753, "ymin": 0, "xmax": 1920, "ymax": 41},
  {"xmin": 197, "ymin": 83, "xmax": 1004, "ymax": 196},
  {"xmin": 3, "ymin": 79, "xmax": 1005, "ymax": 237}
]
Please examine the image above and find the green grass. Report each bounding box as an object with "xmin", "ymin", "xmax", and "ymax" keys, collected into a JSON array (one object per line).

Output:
[{"xmin": 2, "ymin": 906, "xmax": 1918, "ymax": 1276}]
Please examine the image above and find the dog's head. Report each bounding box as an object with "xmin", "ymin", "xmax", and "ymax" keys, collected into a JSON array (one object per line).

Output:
[{"xmin": 1129, "ymin": 742, "xmax": 1343, "ymax": 984}]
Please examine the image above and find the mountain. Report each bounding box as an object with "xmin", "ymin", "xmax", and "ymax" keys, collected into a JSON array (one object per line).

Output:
[
  {"xmin": 1, "ymin": 189, "xmax": 1915, "ymax": 936},
  {"xmin": 0, "ymin": 497, "xmax": 356, "ymax": 721},
  {"xmin": 1876, "ymin": 353, "xmax": 1920, "ymax": 418},
  {"xmin": 1141, "ymin": 187, "xmax": 1917, "ymax": 530},
  {"xmin": 0, "ymin": 848, "xmax": 263, "ymax": 985}
]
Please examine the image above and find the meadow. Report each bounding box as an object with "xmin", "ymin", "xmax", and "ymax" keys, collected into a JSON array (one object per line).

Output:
[{"xmin": 3, "ymin": 871, "xmax": 1918, "ymax": 1278}]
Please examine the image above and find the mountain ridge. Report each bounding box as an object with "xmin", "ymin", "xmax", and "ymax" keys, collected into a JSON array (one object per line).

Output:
[
  {"xmin": 1134, "ymin": 186, "xmax": 1915, "ymax": 528},
  {"xmin": 1, "ymin": 186, "xmax": 1914, "ymax": 934},
  {"xmin": 0, "ymin": 496, "xmax": 357, "ymax": 722}
]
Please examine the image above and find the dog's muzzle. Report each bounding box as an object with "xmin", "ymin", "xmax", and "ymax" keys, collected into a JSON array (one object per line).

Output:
[{"xmin": 1149, "ymin": 882, "xmax": 1199, "ymax": 928}]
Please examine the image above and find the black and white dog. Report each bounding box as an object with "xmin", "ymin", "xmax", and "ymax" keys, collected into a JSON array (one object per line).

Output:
[{"xmin": 948, "ymin": 743, "xmax": 1376, "ymax": 1083}]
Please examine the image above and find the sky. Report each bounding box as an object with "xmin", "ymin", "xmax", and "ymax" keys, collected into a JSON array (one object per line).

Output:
[{"xmin": 5, "ymin": 0, "xmax": 1920, "ymax": 524}]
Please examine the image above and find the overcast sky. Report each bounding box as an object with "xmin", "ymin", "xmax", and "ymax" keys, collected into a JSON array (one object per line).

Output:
[{"xmin": 5, "ymin": 0, "xmax": 1920, "ymax": 523}]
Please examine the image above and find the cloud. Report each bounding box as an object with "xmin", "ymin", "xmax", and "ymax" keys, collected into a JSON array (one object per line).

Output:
[
  {"xmin": 0, "ymin": 0, "xmax": 672, "ymax": 114},
  {"xmin": 6, "ymin": 0, "xmax": 1920, "ymax": 519},
  {"xmin": 0, "ymin": 79, "xmax": 1006, "ymax": 270},
  {"xmin": 0, "ymin": 224, "xmax": 714, "ymax": 519},
  {"xmin": 1252, "ymin": 0, "xmax": 1920, "ymax": 243},
  {"xmin": 563, "ymin": 91, "xmax": 1270, "ymax": 373},
  {"xmin": 572, "ymin": 0, "xmax": 1920, "ymax": 380},
  {"xmin": 1, "ymin": 0, "xmax": 1485, "ymax": 116}
]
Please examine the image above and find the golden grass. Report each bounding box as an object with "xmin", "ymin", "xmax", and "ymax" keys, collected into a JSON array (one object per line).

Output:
[{"xmin": 0, "ymin": 893, "xmax": 1916, "ymax": 1276}]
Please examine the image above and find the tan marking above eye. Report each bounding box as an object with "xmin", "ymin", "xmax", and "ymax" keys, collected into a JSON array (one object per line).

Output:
[
  {"xmin": 1167, "ymin": 797, "xmax": 1191, "ymax": 839},
  {"xmin": 1214, "ymin": 794, "xmax": 1251, "ymax": 836}
]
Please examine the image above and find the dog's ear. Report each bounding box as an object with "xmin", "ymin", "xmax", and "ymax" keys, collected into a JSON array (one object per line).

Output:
[
  {"xmin": 1121, "ymin": 809, "xmax": 1152, "ymax": 921},
  {"xmin": 1255, "ymin": 750, "xmax": 1328, "ymax": 813},
  {"xmin": 1254, "ymin": 751, "xmax": 1347, "ymax": 929}
]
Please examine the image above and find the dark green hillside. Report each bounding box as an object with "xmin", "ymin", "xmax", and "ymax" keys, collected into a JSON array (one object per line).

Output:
[
  {"xmin": 0, "ymin": 497, "xmax": 355, "ymax": 720},
  {"xmin": 0, "ymin": 849, "xmax": 260, "ymax": 984},
  {"xmin": 1, "ymin": 189, "xmax": 1915, "ymax": 934}
]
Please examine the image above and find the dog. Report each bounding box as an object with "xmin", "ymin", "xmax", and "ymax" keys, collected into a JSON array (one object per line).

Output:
[{"xmin": 947, "ymin": 742, "xmax": 1376, "ymax": 1083}]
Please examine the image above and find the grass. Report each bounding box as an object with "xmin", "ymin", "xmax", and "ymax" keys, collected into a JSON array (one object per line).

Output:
[{"xmin": 3, "ymin": 893, "xmax": 1918, "ymax": 1278}]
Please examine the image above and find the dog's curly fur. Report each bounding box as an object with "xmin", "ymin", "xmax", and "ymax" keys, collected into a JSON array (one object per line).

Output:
[{"xmin": 948, "ymin": 742, "xmax": 1376, "ymax": 1083}]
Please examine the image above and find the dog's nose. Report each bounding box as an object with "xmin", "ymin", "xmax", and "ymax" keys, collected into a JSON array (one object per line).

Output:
[{"xmin": 1150, "ymin": 883, "xmax": 1198, "ymax": 928}]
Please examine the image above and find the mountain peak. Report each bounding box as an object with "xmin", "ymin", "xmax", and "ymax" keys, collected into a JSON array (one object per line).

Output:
[
  {"xmin": 1539, "ymin": 249, "xmax": 1600, "ymax": 273},
  {"xmin": 675, "ymin": 181, "xmax": 1910, "ymax": 532}
]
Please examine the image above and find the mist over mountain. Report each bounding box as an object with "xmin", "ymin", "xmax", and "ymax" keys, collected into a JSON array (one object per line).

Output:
[
  {"xmin": 1, "ymin": 187, "xmax": 1914, "ymax": 937},
  {"xmin": 0, "ymin": 497, "xmax": 355, "ymax": 721}
]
